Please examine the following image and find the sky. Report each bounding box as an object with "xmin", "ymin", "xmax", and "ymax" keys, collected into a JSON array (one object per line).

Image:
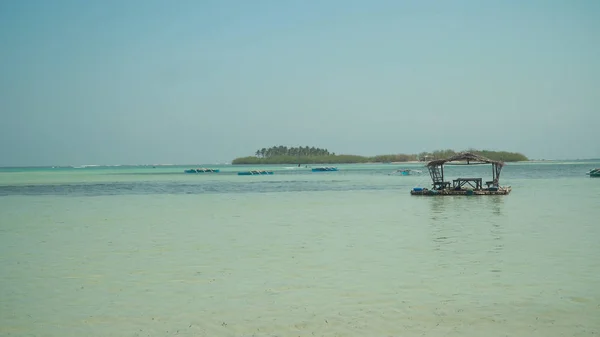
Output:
[{"xmin": 0, "ymin": 0, "xmax": 598, "ymax": 166}]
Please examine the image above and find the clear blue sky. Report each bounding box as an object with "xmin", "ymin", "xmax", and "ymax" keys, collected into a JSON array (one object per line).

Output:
[{"xmin": 1, "ymin": 0, "xmax": 598, "ymax": 166}]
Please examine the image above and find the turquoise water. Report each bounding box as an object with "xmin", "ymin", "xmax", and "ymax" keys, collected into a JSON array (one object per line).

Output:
[{"xmin": 1, "ymin": 162, "xmax": 599, "ymax": 336}]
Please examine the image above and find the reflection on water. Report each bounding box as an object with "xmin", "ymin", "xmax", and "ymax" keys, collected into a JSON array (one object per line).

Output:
[
  {"xmin": 427, "ymin": 195, "xmax": 506, "ymax": 222},
  {"xmin": 428, "ymin": 196, "xmax": 450, "ymax": 221},
  {"xmin": 428, "ymin": 195, "xmax": 505, "ymax": 218},
  {"xmin": 427, "ymin": 196, "xmax": 507, "ymax": 274},
  {"xmin": 488, "ymin": 195, "xmax": 504, "ymax": 216}
]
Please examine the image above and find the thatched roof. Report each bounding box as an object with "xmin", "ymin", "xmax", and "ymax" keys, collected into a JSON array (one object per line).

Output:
[{"xmin": 426, "ymin": 152, "xmax": 504, "ymax": 167}]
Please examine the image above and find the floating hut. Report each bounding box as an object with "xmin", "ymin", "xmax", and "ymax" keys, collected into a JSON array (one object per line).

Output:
[
  {"xmin": 411, "ymin": 152, "xmax": 511, "ymax": 196},
  {"xmin": 311, "ymin": 167, "xmax": 338, "ymax": 172},
  {"xmin": 237, "ymin": 170, "xmax": 274, "ymax": 176},
  {"xmin": 184, "ymin": 168, "xmax": 220, "ymax": 173}
]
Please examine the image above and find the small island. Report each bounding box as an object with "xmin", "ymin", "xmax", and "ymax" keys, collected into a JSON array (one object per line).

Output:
[{"xmin": 231, "ymin": 146, "xmax": 528, "ymax": 165}]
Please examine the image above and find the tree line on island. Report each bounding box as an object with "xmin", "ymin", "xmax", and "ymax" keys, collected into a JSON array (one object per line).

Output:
[
  {"xmin": 231, "ymin": 146, "xmax": 528, "ymax": 165},
  {"xmin": 254, "ymin": 146, "xmax": 333, "ymax": 158}
]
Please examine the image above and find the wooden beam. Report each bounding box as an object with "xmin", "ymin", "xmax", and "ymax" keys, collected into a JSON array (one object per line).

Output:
[{"xmin": 443, "ymin": 162, "xmax": 489, "ymax": 165}]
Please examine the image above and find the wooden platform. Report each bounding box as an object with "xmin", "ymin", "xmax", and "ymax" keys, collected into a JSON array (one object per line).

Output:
[{"xmin": 410, "ymin": 187, "xmax": 512, "ymax": 196}]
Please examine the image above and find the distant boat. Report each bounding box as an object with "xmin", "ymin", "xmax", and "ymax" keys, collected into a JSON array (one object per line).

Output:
[
  {"xmin": 311, "ymin": 167, "xmax": 338, "ymax": 172},
  {"xmin": 238, "ymin": 170, "xmax": 273, "ymax": 176},
  {"xmin": 390, "ymin": 169, "xmax": 422, "ymax": 176},
  {"xmin": 587, "ymin": 168, "xmax": 600, "ymax": 177},
  {"xmin": 184, "ymin": 168, "xmax": 220, "ymax": 173}
]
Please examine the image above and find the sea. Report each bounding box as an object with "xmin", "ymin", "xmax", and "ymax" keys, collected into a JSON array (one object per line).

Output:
[{"xmin": 1, "ymin": 161, "xmax": 599, "ymax": 337}]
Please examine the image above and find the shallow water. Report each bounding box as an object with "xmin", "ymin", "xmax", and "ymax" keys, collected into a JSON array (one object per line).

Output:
[{"xmin": 1, "ymin": 162, "xmax": 599, "ymax": 336}]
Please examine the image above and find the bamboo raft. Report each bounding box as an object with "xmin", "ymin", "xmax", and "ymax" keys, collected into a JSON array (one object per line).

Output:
[{"xmin": 410, "ymin": 186, "xmax": 512, "ymax": 196}]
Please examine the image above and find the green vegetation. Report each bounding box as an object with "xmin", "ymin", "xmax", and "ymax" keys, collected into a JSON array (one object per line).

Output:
[
  {"xmin": 233, "ymin": 154, "xmax": 370, "ymax": 165},
  {"xmin": 231, "ymin": 146, "xmax": 528, "ymax": 164},
  {"xmin": 417, "ymin": 149, "xmax": 528, "ymax": 162},
  {"xmin": 252, "ymin": 146, "xmax": 333, "ymax": 158}
]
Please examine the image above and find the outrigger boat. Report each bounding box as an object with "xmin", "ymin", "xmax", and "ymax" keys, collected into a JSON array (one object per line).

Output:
[
  {"xmin": 587, "ymin": 168, "xmax": 600, "ymax": 177},
  {"xmin": 184, "ymin": 168, "xmax": 220, "ymax": 173},
  {"xmin": 311, "ymin": 167, "xmax": 338, "ymax": 172},
  {"xmin": 390, "ymin": 169, "xmax": 422, "ymax": 176},
  {"xmin": 238, "ymin": 170, "xmax": 274, "ymax": 176}
]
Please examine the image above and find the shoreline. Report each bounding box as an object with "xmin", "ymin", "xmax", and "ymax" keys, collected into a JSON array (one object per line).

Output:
[
  {"xmin": 230, "ymin": 161, "xmax": 426, "ymax": 166},
  {"xmin": 229, "ymin": 160, "xmax": 538, "ymax": 166},
  {"xmin": 231, "ymin": 150, "xmax": 530, "ymax": 165}
]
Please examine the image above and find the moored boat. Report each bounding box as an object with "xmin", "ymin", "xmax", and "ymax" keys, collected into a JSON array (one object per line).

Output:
[
  {"xmin": 587, "ymin": 168, "xmax": 600, "ymax": 177},
  {"xmin": 184, "ymin": 168, "xmax": 220, "ymax": 173},
  {"xmin": 311, "ymin": 167, "xmax": 338, "ymax": 172},
  {"xmin": 237, "ymin": 170, "xmax": 274, "ymax": 176},
  {"xmin": 390, "ymin": 169, "xmax": 422, "ymax": 176}
]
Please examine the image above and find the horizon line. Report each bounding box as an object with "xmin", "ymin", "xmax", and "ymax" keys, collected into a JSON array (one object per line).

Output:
[{"xmin": 2, "ymin": 158, "xmax": 600, "ymax": 169}]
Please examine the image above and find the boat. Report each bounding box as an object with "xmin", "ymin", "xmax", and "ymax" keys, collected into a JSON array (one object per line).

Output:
[
  {"xmin": 311, "ymin": 167, "xmax": 338, "ymax": 172},
  {"xmin": 587, "ymin": 168, "xmax": 600, "ymax": 177},
  {"xmin": 237, "ymin": 170, "xmax": 274, "ymax": 176},
  {"xmin": 390, "ymin": 169, "xmax": 422, "ymax": 176},
  {"xmin": 184, "ymin": 168, "xmax": 220, "ymax": 173}
]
